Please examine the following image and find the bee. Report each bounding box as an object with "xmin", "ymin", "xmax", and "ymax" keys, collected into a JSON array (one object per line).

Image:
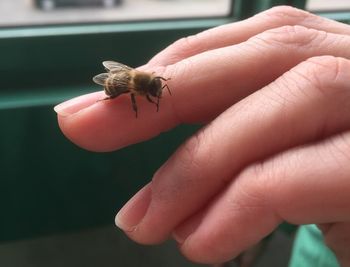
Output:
[{"xmin": 93, "ymin": 61, "xmax": 171, "ymax": 117}]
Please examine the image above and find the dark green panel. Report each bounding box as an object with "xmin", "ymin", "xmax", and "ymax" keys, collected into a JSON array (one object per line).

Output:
[
  {"xmin": 0, "ymin": 19, "xmax": 232, "ymax": 91},
  {"xmin": 0, "ymin": 104, "xmax": 199, "ymax": 241},
  {"xmin": 0, "ymin": 29, "xmax": 196, "ymax": 90}
]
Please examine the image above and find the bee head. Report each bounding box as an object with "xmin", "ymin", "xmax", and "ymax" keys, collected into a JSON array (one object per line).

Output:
[{"xmin": 149, "ymin": 77, "xmax": 162, "ymax": 97}]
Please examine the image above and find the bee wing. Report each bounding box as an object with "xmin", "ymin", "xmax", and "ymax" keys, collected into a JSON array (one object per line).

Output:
[
  {"xmin": 93, "ymin": 73, "xmax": 109, "ymax": 86},
  {"xmin": 103, "ymin": 61, "xmax": 132, "ymax": 73}
]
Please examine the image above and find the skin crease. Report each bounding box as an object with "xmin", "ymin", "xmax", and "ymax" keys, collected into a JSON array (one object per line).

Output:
[{"xmin": 55, "ymin": 6, "xmax": 350, "ymax": 266}]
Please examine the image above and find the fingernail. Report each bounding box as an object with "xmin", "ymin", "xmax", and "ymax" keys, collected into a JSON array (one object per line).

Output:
[
  {"xmin": 115, "ymin": 183, "xmax": 152, "ymax": 232},
  {"xmin": 54, "ymin": 92, "xmax": 102, "ymax": 117},
  {"xmin": 173, "ymin": 211, "xmax": 204, "ymax": 244}
]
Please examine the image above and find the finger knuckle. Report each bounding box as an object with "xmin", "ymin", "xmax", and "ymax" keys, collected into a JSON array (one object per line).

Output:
[
  {"xmin": 306, "ymin": 55, "xmax": 347, "ymax": 82},
  {"xmin": 170, "ymin": 34, "xmax": 201, "ymax": 56},
  {"xmin": 261, "ymin": 5, "xmax": 328, "ymax": 32},
  {"xmin": 234, "ymin": 162, "xmax": 276, "ymax": 209},
  {"xmin": 238, "ymin": 157, "xmax": 293, "ymax": 215},
  {"xmin": 295, "ymin": 56, "xmax": 349, "ymax": 96},
  {"xmin": 179, "ymin": 129, "xmax": 211, "ymax": 174},
  {"xmin": 151, "ymin": 128, "xmax": 212, "ymax": 201},
  {"xmin": 260, "ymin": 5, "xmax": 311, "ymax": 23},
  {"xmin": 154, "ymin": 62, "xmax": 188, "ymax": 124},
  {"xmin": 252, "ymin": 24, "xmax": 326, "ymax": 50},
  {"xmin": 327, "ymin": 132, "xmax": 350, "ymax": 165}
]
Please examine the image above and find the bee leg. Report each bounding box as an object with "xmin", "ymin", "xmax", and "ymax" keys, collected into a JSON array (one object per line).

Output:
[
  {"xmin": 156, "ymin": 76, "xmax": 171, "ymax": 82},
  {"xmin": 162, "ymin": 84, "xmax": 172, "ymax": 96},
  {"xmin": 146, "ymin": 95, "xmax": 159, "ymax": 111},
  {"xmin": 97, "ymin": 95, "xmax": 113, "ymax": 102},
  {"xmin": 131, "ymin": 93, "xmax": 138, "ymax": 118},
  {"xmin": 146, "ymin": 94, "xmax": 156, "ymax": 104},
  {"xmin": 155, "ymin": 76, "xmax": 171, "ymax": 95}
]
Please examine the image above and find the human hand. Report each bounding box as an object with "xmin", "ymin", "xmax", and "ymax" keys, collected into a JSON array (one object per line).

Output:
[{"xmin": 54, "ymin": 6, "xmax": 350, "ymax": 265}]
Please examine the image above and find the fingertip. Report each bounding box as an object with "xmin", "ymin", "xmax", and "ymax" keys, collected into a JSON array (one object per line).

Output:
[
  {"xmin": 54, "ymin": 91, "xmax": 104, "ymax": 117},
  {"xmin": 56, "ymin": 91, "xmax": 178, "ymax": 152},
  {"xmin": 56, "ymin": 102, "xmax": 132, "ymax": 152}
]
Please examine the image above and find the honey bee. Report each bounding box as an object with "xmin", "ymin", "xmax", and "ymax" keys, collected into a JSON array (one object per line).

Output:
[{"xmin": 93, "ymin": 61, "xmax": 171, "ymax": 117}]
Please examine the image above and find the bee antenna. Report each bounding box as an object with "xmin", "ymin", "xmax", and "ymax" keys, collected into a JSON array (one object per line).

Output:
[
  {"xmin": 156, "ymin": 76, "xmax": 171, "ymax": 82},
  {"xmin": 162, "ymin": 84, "xmax": 172, "ymax": 96}
]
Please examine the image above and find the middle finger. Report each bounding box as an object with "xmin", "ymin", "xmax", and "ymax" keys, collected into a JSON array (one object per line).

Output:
[
  {"xmin": 148, "ymin": 6, "xmax": 350, "ymax": 67},
  {"xmin": 117, "ymin": 56, "xmax": 350, "ymax": 244}
]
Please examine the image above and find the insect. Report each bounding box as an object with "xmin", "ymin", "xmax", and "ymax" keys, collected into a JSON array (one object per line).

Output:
[{"xmin": 93, "ymin": 61, "xmax": 171, "ymax": 117}]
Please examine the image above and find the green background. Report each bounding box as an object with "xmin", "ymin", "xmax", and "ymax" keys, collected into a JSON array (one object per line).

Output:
[{"xmin": 0, "ymin": 0, "xmax": 348, "ymax": 266}]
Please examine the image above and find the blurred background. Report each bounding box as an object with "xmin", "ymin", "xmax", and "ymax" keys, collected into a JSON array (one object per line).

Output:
[
  {"xmin": 0, "ymin": 1, "xmax": 349, "ymax": 267},
  {"xmin": 0, "ymin": 0, "xmax": 231, "ymax": 26},
  {"xmin": 0, "ymin": 0, "xmax": 349, "ymax": 27}
]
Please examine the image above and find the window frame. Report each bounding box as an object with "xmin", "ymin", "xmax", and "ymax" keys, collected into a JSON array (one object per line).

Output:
[{"xmin": 0, "ymin": 0, "xmax": 317, "ymax": 110}]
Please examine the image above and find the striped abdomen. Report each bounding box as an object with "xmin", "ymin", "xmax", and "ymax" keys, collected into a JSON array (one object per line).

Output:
[{"xmin": 104, "ymin": 71, "xmax": 132, "ymax": 97}]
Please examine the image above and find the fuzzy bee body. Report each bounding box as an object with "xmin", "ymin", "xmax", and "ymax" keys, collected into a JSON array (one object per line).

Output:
[
  {"xmin": 93, "ymin": 61, "xmax": 171, "ymax": 117},
  {"xmin": 104, "ymin": 71, "xmax": 132, "ymax": 97}
]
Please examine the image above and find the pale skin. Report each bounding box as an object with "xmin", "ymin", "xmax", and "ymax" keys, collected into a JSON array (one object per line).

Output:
[{"xmin": 54, "ymin": 6, "xmax": 350, "ymax": 266}]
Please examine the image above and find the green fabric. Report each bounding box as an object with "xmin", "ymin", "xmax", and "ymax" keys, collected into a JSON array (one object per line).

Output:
[{"xmin": 289, "ymin": 225, "xmax": 339, "ymax": 267}]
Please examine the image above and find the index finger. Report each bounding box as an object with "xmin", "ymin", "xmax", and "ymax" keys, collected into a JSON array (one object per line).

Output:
[{"xmin": 55, "ymin": 26, "xmax": 350, "ymax": 152}]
